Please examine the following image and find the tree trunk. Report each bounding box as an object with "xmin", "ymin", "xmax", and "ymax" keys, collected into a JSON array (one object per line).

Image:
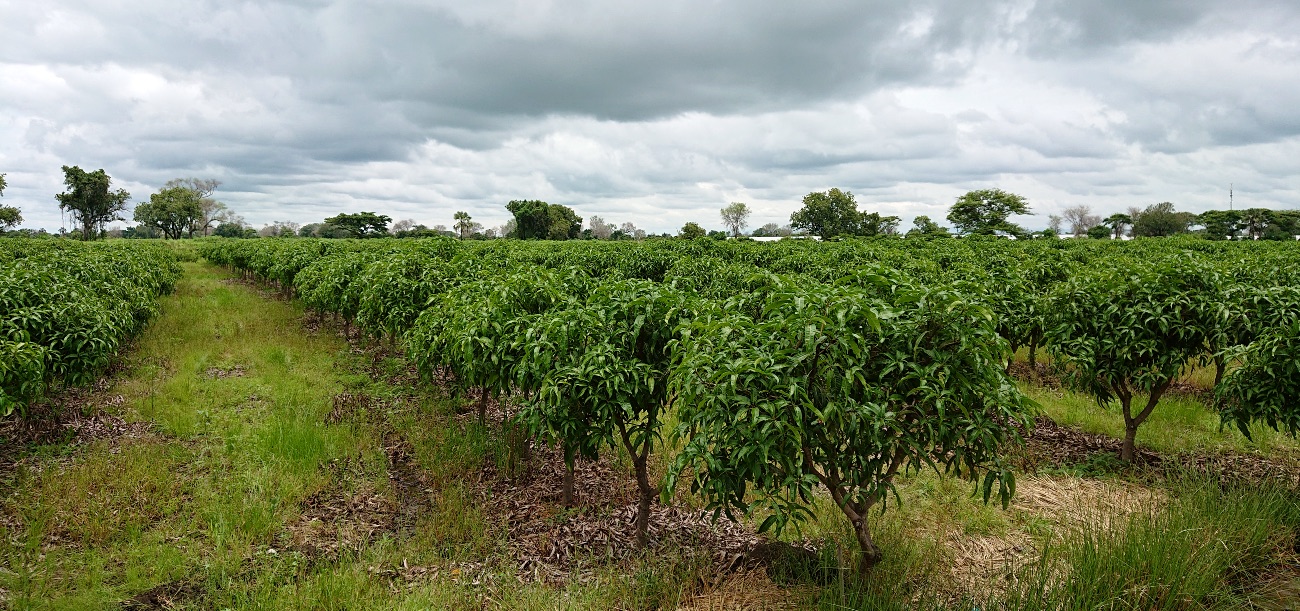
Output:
[
  {"xmin": 630, "ymin": 452, "xmax": 654, "ymax": 548},
  {"xmin": 1121, "ymin": 424, "xmax": 1138, "ymax": 463},
  {"xmin": 477, "ymin": 387, "xmax": 489, "ymax": 425},
  {"xmin": 635, "ymin": 474, "xmax": 653, "ymax": 548},
  {"xmin": 1119, "ymin": 380, "xmax": 1169, "ymax": 463},
  {"xmin": 1027, "ymin": 341, "xmax": 1038, "ymax": 371},
  {"xmin": 1213, "ymin": 354, "xmax": 1226, "ymax": 388},
  {"xmin": 562, "ymin": 460, "xmax": 575, "ymax": 507},
  {"xmin": 1120, "ymin": 393, "xmax": 1139, "ymax": 463},
  {"xmin": 853, "ymin": 518, "xmax": 882, "ymax": 575}
]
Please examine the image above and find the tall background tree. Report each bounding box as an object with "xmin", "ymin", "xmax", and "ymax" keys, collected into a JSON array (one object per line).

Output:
[
  {"xmin": 908, "ymin": 215, "xmax": 949, "ymax": 237},
  {"xmin": 858, "ymin": 211, "xmax": 901, "ymax": 236},
  {"xmin": 1046, "ymin": 215, "xmax": 1063, "ymax": 235},
  {"xmin": 56, "ymin": 166, "xmax": 130, "ymax": 240},
  {"xmin": 259, "ymin": 221, "xmax": 301, "ymax": 237},
  {"xmin": 719, "ymin": 202, "xmax": 751, "ymax": 237},
  {"xmin": 1131, "ymin": 202, "xmax": 1194, "ymax": 237},
  {"xmin": 1061, "ymin": 204, "xmax": 1101, "ymax": 237},
  {"xmin": 323, "ymin": 212, "xmax": 391, "ymax": 238},
  {"xmin": 163, "ymin": 178, "xmax": 224, "ymax": 236},
  {"xmin": 751, "ymin": 222, "xmax": 793, "ymax": 237},
  {"xmin": 1197, "ymin": 210, "xmax": 1240, "ymax": 240},
  {"xmin": 678, "ymin": 222, "xmax": 706, "ymax": 239},
  {"xmin": 615, "ymin": 222, "xmax": 646, "ymax": 240},
  {"xmin": 0, "ymin": 173, "xmax": 20, "ymax": 231},
  {"xmin": 505, "ymin": 200, "xmax": 582, "ymax": 240},
  {"xmin": 946, "ymin": 188, "xmax": 1031, "ymax": 236},
  {"xmin": 790, "ymin": 188, "xmax": 861, "ymax": 238},
  {"xmin": 1238, "ymin": 208, "xmax": 1271, "ymax": 240},
  {"xmin": 546, "ymin": 205, "xmax": 582, "ymax": 240},
  {"xmin": 1102, "ymin": 213, "xmax": 1133, "ymax": 239},
  {"xmin": 453, "ymin": 211, "xmax": 476, "ymax": 239},
  {"xmin": 587, "ymin": 216, "xmax": 615, "ymax": 240},
  {"xmin": 133, "ymin": 186, "xmax": 203, "ymax": 239}
]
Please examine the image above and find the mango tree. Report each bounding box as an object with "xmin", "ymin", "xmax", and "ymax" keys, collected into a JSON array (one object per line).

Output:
[
  {"xmin": 1047, "ymin": 255, "xmax": 1222, "ymax": 461},
  {"xmin": 516, "ymin": 306, "xmax": 605, "ymax": 506},
  {"xmin": 520, "ymin": 279, "xmax": 691, "ymax": 545},
  {"xmin": 293, "ymin": 251, "xmax": 381, "ymax": 335},
  {"xmin": 669, "ymin": 275, "xmax": 1032, "ymax": 573}
]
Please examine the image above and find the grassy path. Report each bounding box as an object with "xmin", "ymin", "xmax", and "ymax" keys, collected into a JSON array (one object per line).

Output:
[
  {"xmin": 1, "ymin": 262, "xmax": 462, "ymax": 609},
  {"xmin": 1, "ymin": 262, "xmax": 367, "ymax": 608}
]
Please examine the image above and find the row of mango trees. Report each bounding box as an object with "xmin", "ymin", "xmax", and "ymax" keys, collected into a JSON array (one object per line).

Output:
[
  {"xmin": 198, "ymin": 235, "xmax": 1300, "ymax": 573},
  {"xmin": 0, "ymin": 239, "xmax": 181, "ymax": 416}
]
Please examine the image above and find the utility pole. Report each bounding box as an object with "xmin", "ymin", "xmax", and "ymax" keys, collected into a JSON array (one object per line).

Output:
[{"xmin": 1229, "ymin": 183, "xmax": 1233, "ymax": 211}]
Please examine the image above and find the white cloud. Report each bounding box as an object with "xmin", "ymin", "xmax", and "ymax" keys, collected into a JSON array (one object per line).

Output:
[{"xmin": 1, "ymin": 0, "xmax": 1298, "ymax": 233}]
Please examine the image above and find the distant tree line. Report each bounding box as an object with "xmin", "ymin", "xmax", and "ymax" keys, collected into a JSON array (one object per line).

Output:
[{"xmin": 2, "ymin": 166, "xmax": 1295, "ymax": 242}]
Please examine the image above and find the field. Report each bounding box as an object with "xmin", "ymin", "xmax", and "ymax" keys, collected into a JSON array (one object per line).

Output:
[{"xmin": 2, "ymin": 235, "xmax": 1299, "ymax": 610}]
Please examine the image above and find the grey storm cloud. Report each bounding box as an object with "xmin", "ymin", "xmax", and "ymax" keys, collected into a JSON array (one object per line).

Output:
[{"xmin": 0, "ymin": 0, "xmax": 1298, "ymax": 233}]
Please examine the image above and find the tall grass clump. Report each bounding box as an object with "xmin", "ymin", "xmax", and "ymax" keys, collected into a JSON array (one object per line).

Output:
[{"xmin": 998, "ymin": 475, "xmax": 1300, "ymax": 610}]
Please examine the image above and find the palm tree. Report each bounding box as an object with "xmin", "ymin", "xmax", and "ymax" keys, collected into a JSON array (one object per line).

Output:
[{"xmin": 453, "ymin": 211, "xmax": 474, "ymax": 239}]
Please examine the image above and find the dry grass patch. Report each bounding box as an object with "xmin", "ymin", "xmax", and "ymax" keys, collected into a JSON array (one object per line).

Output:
[
  {"xmin": 933, "ymin": 473, "xmax": 1165, "ymax": 598},
  {"xmin": 676, "ymin": 568, "xmax": 812, "ymax": 611}
]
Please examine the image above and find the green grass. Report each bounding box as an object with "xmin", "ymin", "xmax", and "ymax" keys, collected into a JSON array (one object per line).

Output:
[{"xmin": 0, "ymin": 262, "xmax": 368, "ymax": 609}]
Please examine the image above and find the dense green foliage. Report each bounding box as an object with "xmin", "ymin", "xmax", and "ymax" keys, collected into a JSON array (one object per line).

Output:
[
  {"xmin": 1217, "ymin": 318, "xmax": 1300, "ymax": 439},
  {"xmin": 1047, "ymin": 255, "xmax": 1223, "ymax": 461},
  {"xmin": 0, "ymin": 239, "xmax": 181, "ymax": 415}
]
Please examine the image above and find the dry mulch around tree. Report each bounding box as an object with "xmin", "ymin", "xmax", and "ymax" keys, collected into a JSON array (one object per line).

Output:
[
  {"xmin": 475, "ymin": 435, "xmax": 821, "ymax": 585},
  {"xmin": 284, "ymin": 430, "xmax": 433, "ymax": 559},
  {"xmin": 0, "ymin": 374, "xmax": 158, "ymax": 484}
]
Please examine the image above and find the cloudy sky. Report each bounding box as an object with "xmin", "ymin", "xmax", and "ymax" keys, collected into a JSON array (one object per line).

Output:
[{"xmin": 2, "ymin": 0, "xmax": 1298, "ymax": 234}]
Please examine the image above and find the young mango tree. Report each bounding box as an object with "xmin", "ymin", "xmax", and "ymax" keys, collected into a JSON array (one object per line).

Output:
[
  {"xmin": 1216, "ymin": 319, "xmax": 1300, "ymax": 439},
  {"xmin": 408, "ymin": 266, "xmax": 587, "ymax": 423},
  {"xmin": 516, "ymin": 306, "xmax": 606, "ymax": 507},
  {"xmin": 669, "ymin": 277, "xmax": 1032, "ymax": 574},
  {"xmin": 293, "ymin": 251, "xmax": 381, "ymax": 335},
  {"xmin": 520, "ymin": 279, "xmax": 692, "ymax": 545},
  {"xmin": 1047, "ymin": 255, "xmax": 1222, "ymax": 462}
]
